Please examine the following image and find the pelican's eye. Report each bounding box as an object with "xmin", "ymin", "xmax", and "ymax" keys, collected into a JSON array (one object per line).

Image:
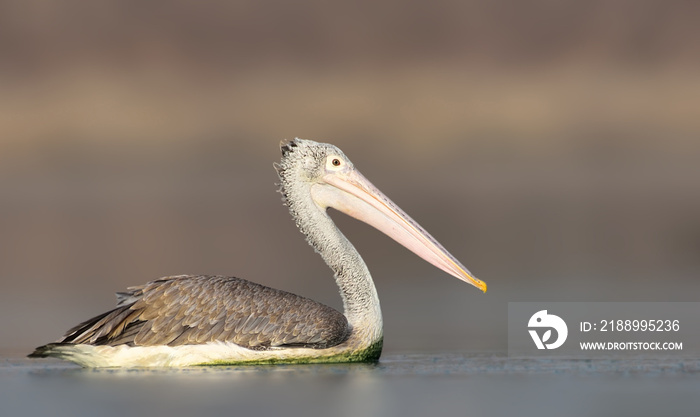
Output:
[{"xmin": 327, "ymin": 155, "xmax": 346, "ymax": 170}]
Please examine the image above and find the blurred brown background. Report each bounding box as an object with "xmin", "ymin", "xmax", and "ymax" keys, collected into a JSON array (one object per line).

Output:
[{"xmin": 1, "ymin": 0, "xmax": 699, "ymax": 352}]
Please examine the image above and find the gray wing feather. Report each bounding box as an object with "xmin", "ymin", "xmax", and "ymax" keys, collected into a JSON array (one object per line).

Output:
[{"xmin": 57, "ymin": 275, "xmax": 349, "ymax": 350}]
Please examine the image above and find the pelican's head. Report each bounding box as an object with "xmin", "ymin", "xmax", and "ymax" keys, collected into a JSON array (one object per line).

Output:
[
  {"xmin": 275, "ymin": 138, "xmax": 486, "ymax": 293},
  {"xmin": 277, "ymin": 138, "xmax": 353, "ymax": 183}
]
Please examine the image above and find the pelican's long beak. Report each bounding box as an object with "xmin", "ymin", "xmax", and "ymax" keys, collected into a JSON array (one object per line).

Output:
[{"xmin": 314, "ymin": 170, "xmax": 487, "ymax": 293}]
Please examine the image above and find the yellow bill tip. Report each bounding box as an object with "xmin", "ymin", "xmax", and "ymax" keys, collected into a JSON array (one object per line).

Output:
[{"xmin": 458, "ymin": 265, "xmax": 487, "ymax": 293}]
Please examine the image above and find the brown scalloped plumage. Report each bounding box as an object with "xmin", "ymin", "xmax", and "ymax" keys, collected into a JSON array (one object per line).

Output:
[{"xmin": 56, "ymin": 275, "xmax": 350, "ymax": 350}]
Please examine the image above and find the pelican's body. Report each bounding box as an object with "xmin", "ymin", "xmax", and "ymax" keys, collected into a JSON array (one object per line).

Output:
[{"xmin": 29, "ymin": 139, "xmax": 485, "ymax": 367}]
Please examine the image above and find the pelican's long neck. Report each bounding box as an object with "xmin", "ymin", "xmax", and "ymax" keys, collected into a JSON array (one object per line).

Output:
[{"xmin": 278, "ymin": 172, "xmax": 382, "ymax": 342}]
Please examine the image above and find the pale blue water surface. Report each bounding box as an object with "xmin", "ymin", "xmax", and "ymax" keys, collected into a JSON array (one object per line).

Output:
[{"xmin": 2, "ymin": 351, "xmax": 699, "ymax": 417}]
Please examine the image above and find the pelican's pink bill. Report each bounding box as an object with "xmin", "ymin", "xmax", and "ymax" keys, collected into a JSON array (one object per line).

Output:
[{"xmin": 317, "ymin": 170, "xmax": 486, "ymax": 293}]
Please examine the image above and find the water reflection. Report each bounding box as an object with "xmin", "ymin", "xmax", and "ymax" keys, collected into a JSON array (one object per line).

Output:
[{"xmin": 3, "ymin": 353, "xmax": 699, "ymax": 417}]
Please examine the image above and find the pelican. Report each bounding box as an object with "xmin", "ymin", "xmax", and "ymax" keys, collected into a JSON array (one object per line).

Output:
[{"xmin": 29, "ymin": 138, "xmax": 486, "ymax": 367}]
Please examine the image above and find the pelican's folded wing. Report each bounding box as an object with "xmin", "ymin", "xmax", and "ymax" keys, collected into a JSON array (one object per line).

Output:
[{"xmin": 52, "ymin": 275, "xmax": 350, "ymax": 350}]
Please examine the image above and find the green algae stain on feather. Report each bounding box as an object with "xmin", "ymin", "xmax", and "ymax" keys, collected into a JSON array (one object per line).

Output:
[{"xmin": 198, "ymin": 338, "xmax": 383, "ymax": 366}]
